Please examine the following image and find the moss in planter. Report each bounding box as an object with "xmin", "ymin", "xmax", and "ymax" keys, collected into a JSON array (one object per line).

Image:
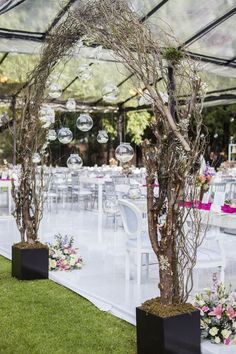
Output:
[
  {"xmin": 141, "ymin": 297, "xmax": 196, "ymax": 318},
  {"xmin": 13, "ymin": 241, "xmax": 48, "ymax": 249},
  {"xmin": 163, "ymin": 48, "xmax": 183, "ymax": 63}
]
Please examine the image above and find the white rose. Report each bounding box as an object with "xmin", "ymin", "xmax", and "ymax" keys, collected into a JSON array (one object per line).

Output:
[
  {"xmin": 198, "ymin": 300, "xmax": 205, "ymax": 307},
  {"xmin": 69, "ymin": 258, "xmax": 76, "ymax": 266},
  {"xmin": 221, "ymin": 329, "xmax": 232, "ymax": 339},
  {"xmin": 215, "ymin": 336, "xmax": 221, "ymax": 344},
  {"xmin": 209, "ymin": 327, "xmax": 219, "ymax": 336}
]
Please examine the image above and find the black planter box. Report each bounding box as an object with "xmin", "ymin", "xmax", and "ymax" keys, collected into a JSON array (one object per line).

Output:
[
  {"xmin": 12, "ymin": 246, "xmax": 49, "ymax": 280},
  {"xmin": 136, "ymin": 307, "xmax": 201, "ymax": 354}
]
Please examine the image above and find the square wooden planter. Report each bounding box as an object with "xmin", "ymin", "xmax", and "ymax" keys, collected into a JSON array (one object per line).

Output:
[
  {"xmin": 12, "ymin": 246, "xmax": 49, "ymax": 280},
  {"xmin": 136, "ymin": 307, "xmax": 201, "ymax": 354}
]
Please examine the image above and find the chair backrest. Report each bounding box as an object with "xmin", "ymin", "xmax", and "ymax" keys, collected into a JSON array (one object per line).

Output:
[
  {"xmin": 115, "ymin": 184, "xmax": 130, "ymax": 197},
  {"xmin": 112, "ymin": 175, "xmax": 129, "ymax": 184},
  {"xmin": 118, "ymin": 199, "xmax": 142, "ymax": 241},
  {"xmin": 229, "ymin": 183, "xmax": 236, "ymax": 199},
  {"xmin": 210, "ymin": 182, "xmax": 226, "ymax": 193},
  {"xmin": 104, "ymin": 181, "xmax": 115, "ymax": 196}
]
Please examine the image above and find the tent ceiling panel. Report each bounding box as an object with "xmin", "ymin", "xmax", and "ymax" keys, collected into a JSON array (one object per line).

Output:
[
  {"xmin": 0, "ymin": 38, "xmax": 41, "ymax": 54},
  {"xmin": 146, "ymin": 0, "xmax": 235, "ymax": 44},
  {"xmin": 198, "ymin": 62, "xmax": 236, "ymax": 79},
  {"xmin": 0, "ymin": 0, "xmax": 235, "ymax": 108},
  {"xmin": 0, "ymin": 53, "xmax": 38, "ymax": 84},
  {"xmin": 187, "ymin": 14, "xmax": 236, "ymax": 60},
  {"xmin": 126, "ymin": 0, "xmax": 163, "ymax": 17},
  {"xmin": 0, "ymin": 0, "xmax": 68, "ymax": 33}
]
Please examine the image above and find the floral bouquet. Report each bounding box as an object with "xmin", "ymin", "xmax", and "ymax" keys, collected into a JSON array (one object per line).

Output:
[
  {"xmin": 48, "ymin": 234, "xmax": 83, "ymax": 271},
  {"xmin": 196, "ymin": 164, "xmax": 213, "ymax": 201},
  {"xmin": 194, "ymin": 282, "xmax": 236, "ymax": 345}
]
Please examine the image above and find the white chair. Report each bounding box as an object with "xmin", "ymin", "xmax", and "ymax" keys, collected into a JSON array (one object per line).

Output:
[
  {"xmin": 118, "ymin": 199, "xmax": 155, "ymax": 285},
  {"xmin": 196, "ymin": 232, "xmax": 225, "ymax": 284},
  {"xmin": 115, "ymin": 184, "xmax": 130, "ymax": 199},
  {"xmin": 229, "ymin": 182, "xmax": 236, "ymax": 199},
  {"xmin": 210, "ymin": 182, "xmax": 226, "ymax": 193},
  {"xmin": 185, "ymin": 223, "xmax": 225, "ymax": 287}
]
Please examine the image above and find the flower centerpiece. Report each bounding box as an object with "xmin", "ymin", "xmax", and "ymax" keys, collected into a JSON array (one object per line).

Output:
[
  {"xmin": 194, "ymin": 281, "xmax": 236, "ymax": 345},
  {"xmin": 196, "ymin": 164, "xmax": 213, "ymax": 201},
  {"xmin": 48, "ymin": 234, "xmax": 83, "ymax": 271}
]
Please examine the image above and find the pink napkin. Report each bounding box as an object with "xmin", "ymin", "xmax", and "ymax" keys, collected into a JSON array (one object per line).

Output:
[
  {"xmin": 221, "ymin": 205, "xmax": 236, "ymax": 214},
  {"xmin": 179, "ymin": 201, "xmax": 212, "ymax": 210}
]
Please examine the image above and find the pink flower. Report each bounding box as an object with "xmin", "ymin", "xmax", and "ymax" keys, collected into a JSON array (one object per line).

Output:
[
  {"xmin": 224, "ymin": 338, "xmax": 231, "ymax": 345},
  {"xmin": 209, "ymin": 305, "xmax": 223, "ymax": 319},
  {"xmin": 202, "ymin": 306, "xmax": 209, "ymax": 312},
  {"xmin": 227, "ymin": 307, "xmax": 236, "ymax": 320}
]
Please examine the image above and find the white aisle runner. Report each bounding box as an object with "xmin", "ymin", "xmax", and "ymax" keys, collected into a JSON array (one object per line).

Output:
[{"xmin": 1, "ymin": 210, "xmax": 236, "ymax": 353}]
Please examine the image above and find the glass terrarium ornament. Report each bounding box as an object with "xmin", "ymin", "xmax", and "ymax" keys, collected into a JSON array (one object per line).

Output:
[
  {"xmin": 32, "ymin": 153, "xmax": 41, "ymax": 164},
  {"xmin": 67, "ymin": 154, "xmax": 83, "ymax": 171},
  {"xmin": 97, "ymin": 130, "xmax": 108, "ymax": 144},
  {"xmin": 102, "ymin": 84, "xmax": 119, "ymax": 103},
  {"xmin": 77, "ymin": 64, "xmax": 92, "ymax": 81},
  {"xmin": 76, "ymin": 114, "xmax": 93, "ymax": 132},
  {"xmin": 66, "ymin": 98, "xmax": 76, "ymax": 111},
  {"xmin": 47, "ymin": 129, "xmax": 57, "ymax": 141},
  {"xmin": 48, "ymin": 83, "xmax": 61, "ymax": 98},
  {"xmin": 58, "ymin": 127, "xmax": 73, "ymax": 144},
  {"xmin": 115, "ymin": 143, "xmax": 134, "ymax": 163}
]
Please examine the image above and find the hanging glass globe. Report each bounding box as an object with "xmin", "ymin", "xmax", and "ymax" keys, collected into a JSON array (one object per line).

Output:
[
  {"xmin": 47, "ymin": 129, "xmax": 57, "ymax": 141},
  {"xmin": 76, "ymin": 114, "xmax": 93, "ymax": 132},
  {"xmin": 48, "ymin": 83, "xmax": 61, "ymax": 98},
  {"xmin": 77, "ymin": 64, "xmax": 92, "ymax": 81},
  {"xmin": 32, "ymin": 153, "xmax": 41, "ymax": 164},
  {"xmin": 214, "ymin": 133, "xmax": 218, "ymax": 139},
  {"xmin": 66, "ymin": 98, "xmax": 76, "ymax": 111},
  {"xmin": 230, "ymin": 117, "xmax": 235, "ymax": 123},
  {"xmin": 58, "ymin": 127, "xmax": 73, "ymax": 144},
  {"xmin": 97, "ymin": 130, "xmax": 109, "ymax": 144},
  {"xmin": 115, "ymin": 143, "xmax": 134, "ymax": 163},
  {"xmin": 67, "ymin": 154, "xmax": 83, "ymax": 171},
  {"xmin": 102, "ymin": 84, "xmax": 119, "ymax": 103}
]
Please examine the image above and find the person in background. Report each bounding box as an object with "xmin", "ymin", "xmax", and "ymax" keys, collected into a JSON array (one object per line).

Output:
[
  {"xmin": 206, "ymin": 151, "xmax": 216, "ymax": 167},
  {"xmin": 214, "ymin": 150, "xmax": 227, "ymax": 170}
]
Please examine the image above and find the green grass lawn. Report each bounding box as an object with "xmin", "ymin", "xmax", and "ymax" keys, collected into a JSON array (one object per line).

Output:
[{"xmin": 0, "ymin": 256, "xmax": 135, "ymax": 354}]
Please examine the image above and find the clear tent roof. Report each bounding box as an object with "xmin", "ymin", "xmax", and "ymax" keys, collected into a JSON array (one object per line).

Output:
[{"xmin": 0, "ymin": 0, "xmax": 235, "ymax": 110}]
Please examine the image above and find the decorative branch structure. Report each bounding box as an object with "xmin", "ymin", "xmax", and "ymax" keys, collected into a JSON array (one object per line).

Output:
[{"xmin": 12, "ymin": 0, "xmax": 206, "ymax": 304}]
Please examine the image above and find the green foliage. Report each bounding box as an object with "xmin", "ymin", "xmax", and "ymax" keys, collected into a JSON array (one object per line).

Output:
[
  {"xmin": 203, "ymin": 104, "xmax": 236, "ymax": 151},
  {"xmin": 102, "ymin": 117, "xmax": 118, "ymax": 139},
  {"xmin": 126, "ymin": 110, "xmax": 152, "ymax": 145},
  {"xmin": 162, "ymin": 48, "xmax": 183, "ymax": 62},
  {"xmin": 0, "ymin": 256, "xmax": 135, "ymax": 354}
]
